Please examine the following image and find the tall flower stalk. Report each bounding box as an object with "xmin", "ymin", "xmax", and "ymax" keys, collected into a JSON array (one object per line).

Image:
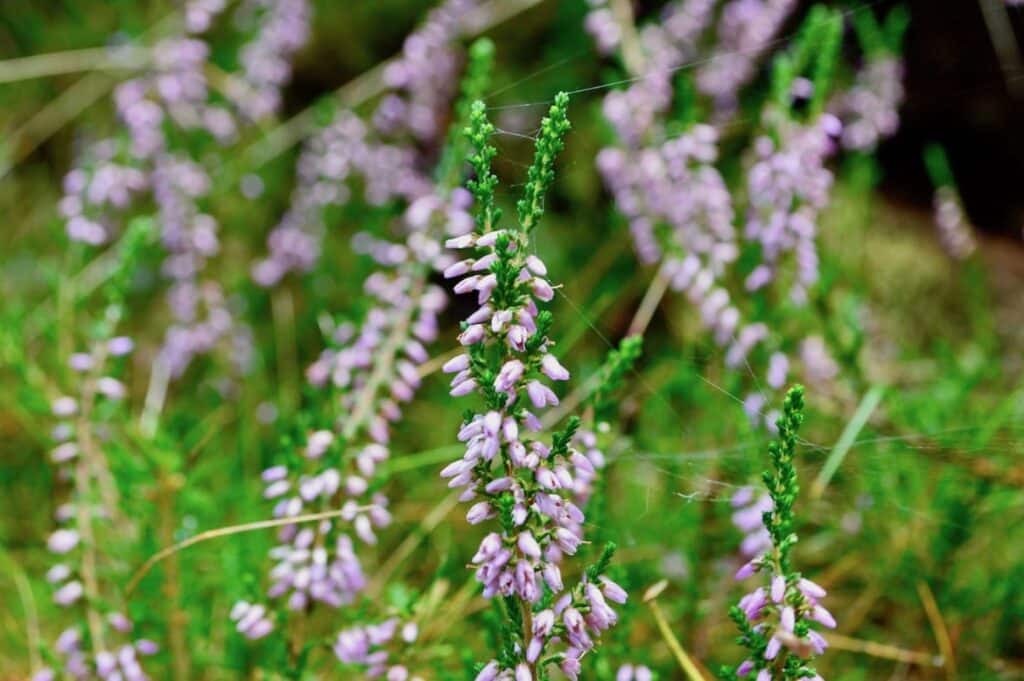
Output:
[
  {"xmin": 726, "ymin": 386, "xmax": 835, "ymax": 681},
  {"xmin": 441, "ymin": 94, "xmax": 625, "ymax": 681},
  {"xmin": 589, "ymin": 3, "xmax": 854, "ymax": 430},
  {"xmin": 61, "ymin": 0, "xmax": 310, "ymax": 380},
  {"xmin": 36, "ymin": 220, "xmax": 159, "ymax": 681},
  {"xmin": 252, "ymin": 0, "xmax": 483, "ymax": 287},
  {"xmin": 924, "ymin": 144, "xmax": 977, "ymax": 261},
  {"xmin": 241, "ymin": 35, "xmax": 497, "ymax": 679}
]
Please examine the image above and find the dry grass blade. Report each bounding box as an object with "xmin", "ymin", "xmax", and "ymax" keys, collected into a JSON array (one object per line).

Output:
[
  {"xmin": 826, "ymin": 632, "xmax": 942, "ymax": 667},
  {"xmin": 0, "ymin": 46, "xmax": 149, "ymax": 84},
  {"xmin": 643, "ymin": 580, "xmax": 709, "ymax": 681},
  {"xmin": 917, "ymin": 581, "xmax": 957, "ymax": 680},
  {"xmin": 126, "ymin": 506, "xmax": 377, "ymax": 596}
]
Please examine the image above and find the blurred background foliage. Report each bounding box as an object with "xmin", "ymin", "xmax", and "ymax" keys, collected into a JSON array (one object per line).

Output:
[{"xmin": 2, "ymin": 1, "xmax": 1024, "ymax": 679}]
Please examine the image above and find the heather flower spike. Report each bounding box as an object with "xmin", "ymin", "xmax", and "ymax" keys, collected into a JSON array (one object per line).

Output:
[
  {"xmin": 924, "ymin": 144, "xmax": 977, "ymax": 260},
  {"xmin": 242, "ymin": 25, "xmax": 496, "ymax": 677},
  {"xmin": 726, "ymin": 386, "xmax": 834, "ymax": 681},
  {"xmin": 444, "ymin": 92, "xmax": 624, "ymax": 680},
  {"xmin": 747, "ymin": 6, "xmax": 844, "ymax": 307},
  {"xmin": 832, "ymin": 7, "xmax": 907, "ymax": 152},
  {"xmin": 589, "ymin": 2, "xmax": 862, "ymax": 431},
  {"xmin": 36, "ymin": 217, "xmax": 157, "ymax": 681}
]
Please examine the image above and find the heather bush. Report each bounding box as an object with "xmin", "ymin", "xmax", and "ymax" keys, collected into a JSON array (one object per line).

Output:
[{"xmin": 2, "ymin": 1, "xmax": 1023, "ymax": 680}]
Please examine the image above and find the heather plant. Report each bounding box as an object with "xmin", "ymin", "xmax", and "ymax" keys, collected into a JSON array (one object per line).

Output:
[
  {"xmin": 587, "ymin": 2, "xmax": 909, "ymax": 429},
  {"xmin": 34, "ymin": 219, "xmax": 159, "ymax": 681},
  {"xmin": 236, "ymin": 34, "xmax": 498, "ymax": 678},
  {"xmin": 924, "ymin": 144, "xmax": 978, "ymax": 261},
  {"xmin": 444, "ymin": 93, "xmax": 634, "ymax": 675},
  {"xmin": 441, "ymin": 93, "xmax": 628, "ymax": 680},
  {"xmin": 3, "ymin": 1, "xmax": 1024, "ymax": 680},
  {"xmin": 61, "ymin": 0, "xmax": 310, "ymax": 380},
  {"xmin": 724, "ymin": 386, "xmax": 835, "ymax": 681}
]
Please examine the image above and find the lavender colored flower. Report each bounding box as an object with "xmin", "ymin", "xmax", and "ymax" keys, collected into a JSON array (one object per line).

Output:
[
  {"xmin": 832, "ymin": 56, "xmax": 904, "ymax": 151},
  {"xmin": 744, "ymin": 113, "xmax": 840, "ymax": 304},
  {"xmin": 616, "ymin": 664, "xmax": 654, "ymax": 681},
  {"xmin": 41, "ymin": 324, "xmax": 159, "ymax": 680},
  {"xmin": 333, "ymin": 618, "xmax": 424, "ymax": 679},
  {"xmin": 229, "ymin": 0, "xmax": 311, "ymax": 120},
  {"xmin": 445, "ymin": 94, "xmax": 622, "ymax": 679},
  {"xmin": 589, "ymin": 0, "xmax": 717, "ymax": 145},
  {"xmin": 799, "ymin": 335, "xmax": 839, "ymax": 388},
  {"xmin": 253, "ymin": 0, "xmax": 479, "ymax": 287},
  {"xmin": 730, "ymin": 388, "xmax": 833, "ymax": 679},
  {"xmin": 230, "ymin": 601, "xmax": 275, "ymax": 639},
  {"xmin": 696, "ymin": 0, "xmax": 799, "ymax": 113},
  {"xmin": 246, "ymin": 11, "xmax": 494, "ymax": 656},
  {"xmin": 731, "ymin": 486, "xmax": 773, "ymax": 560},
  {"xmin": 932, "ymin": 186, "xmax": 977, "ymax": 260},
  {"xmin": 62, "ymin": 0, "xmax": 312, "ymax": 380}
]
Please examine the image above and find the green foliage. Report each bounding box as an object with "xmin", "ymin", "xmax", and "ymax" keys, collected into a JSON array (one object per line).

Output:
[
  {"xmin": 590, "ymin": 335, "xmax": 643, "ymax": 421},
  {"xmin": 763, "ymin": 385, "xmax": 806, "ymax": 573},
  {"xmin": 106, "ymin": 216, "xmax": 154, "ymax": 304},
  {"xmin": 465, "ymin": 100, "xmax": 501, "ymax": 233},
  {"xmin": 769, "ymin": 5, "xmax": 843, "ymax": 118},
  {"xmin": 516, "ymin": 91, "xmax": 571, "ymax": 232},
  {"xmin": 549, "ymin": 415, "xmax": 581, "ymax": 460},
  {"xmin": 437, "ymin": 37, "xmax": 496, "ymax": 188},
  {"xmin": 924, "ymin": 143, "xmax": 956, "ymax": 188},
  {"xmin": 584, "ymin": 541, "xmax": 617, "ymax": 582},
  {"xmin": 852, "ymin": 5, "xmax": 909, "ymax": 56},
  {"xmin": 808, "ymin": 10, "xmax": 843, "ymax": 117}
]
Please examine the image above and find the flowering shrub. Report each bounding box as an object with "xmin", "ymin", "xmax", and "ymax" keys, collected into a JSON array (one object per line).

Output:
[
  {"xmin": 726, "ymin": 387, "xmax": 835, "ymax": 681},
  {"xmin": 2, "ymin": 2, "xmax": 1021, "ymax": 680}
]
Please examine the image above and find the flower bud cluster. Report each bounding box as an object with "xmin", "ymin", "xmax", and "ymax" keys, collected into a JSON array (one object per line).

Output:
[
  {"xmin": 615, "ymin": 664, "xmax": 654, "ymax": 681},
  {"xmin": 932, "ymin": 186, "xmax": 977, "ymax": 261},
  {"xmin": 729, "ymin": 388, "xmax": 835, "ymax": 680},
  {"xmin": 254, "ymin": 238, "xmax": 453, "ymax": 624},
  {"xmin": 229, "ymin": 0, "xmax": 311, "ymax": 120},
  {"xmin": 253, "ymin": 0, "xmax": 480, "ymax": 287},
  {"xmin": 588, "ymin": 0, "xmax": 717, "ymax": 146},
  {"xmin": 37, "ymin": 319, "xmax": 159, "ymax": 680},
  {"xmin": 744, "ymin": 113, "xmax": 841, "ymax": 305},
  {"xmin": 696, "ymin": 0, "xmax": 799, "ymax": 113},
  {"xmin": 586, "ymin": 6, "xmax": 813, "ymax": 431},
  {"xmin": 333, "ymin": 618, "xmax": 422, "ymax": 679},
  {"xmin": 61, "ymin": 0, "xmax": 310, "ymax": 377},
  {"xmin": 33, "ymin": 624, "xmax": 159, "ymax": 681},
  {"xmin": 832, "ymin": 57, "xmax": 904, "ymax": 152}
]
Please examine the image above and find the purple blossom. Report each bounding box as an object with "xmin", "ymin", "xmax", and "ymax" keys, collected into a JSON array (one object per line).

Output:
[
  {"xmin": 696, "ymin": 0, "xmax": 799, "ymax": 113},
  {"xmin": 252, "ymin": 0, "xmax": 479, "ymax": 288},
  {"xmin": 229, "ymin": 0, "xmax": 311, "ymax": 120},
  {"xmin": 731, "ymin": 488, "xmax": 836, "ymax": 677},
  {"xmin": 230, "ymin": 601, "xmax": 275, "ymax": 639},
  {"xmin": 932, "ymin": 186, "xmax": 977, "ymax": 260},
  {"xmin": 333, "ymin": 617, "xmax": 421, "ymax": 679},
  {"xmin": 832, "ymin": 56, "xmax": 904, "ymax": 152},
  {"xmin": 744, "ymin": 114, "xmax": 840, "ymax": 304},
  {"xmin": 442, "ymin": 192, "xmax": 623, "ymax": 676},
  {"xmin": 248, "ymin": 7, "xmax": 482, "ymax": 637}
]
